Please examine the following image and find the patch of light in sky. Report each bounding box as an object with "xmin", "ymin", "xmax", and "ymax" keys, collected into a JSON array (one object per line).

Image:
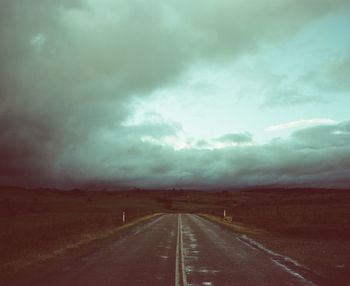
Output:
[
  {"xmin": 127, "ymin": 12, "xmax": 350, "ymax": 147},
  {"xmin": 128, "ymin": 65, "xmax": 266, "ymax": 141},
  {"xmin": 30, "ymin": 33, "xmax": 47, "ymax": 53},
  {"xmin": 128, "ymin": 60, "xmax": 345, "ymax": 147}
]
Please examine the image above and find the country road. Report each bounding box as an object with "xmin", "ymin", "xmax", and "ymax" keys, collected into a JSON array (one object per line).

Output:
[{"xmin": 7, "ymin": 214, "xmax": 319, "ymax": 286}]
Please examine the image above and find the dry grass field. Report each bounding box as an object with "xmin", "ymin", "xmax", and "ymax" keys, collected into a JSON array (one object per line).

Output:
[
  {"xmin": 1, "ymin": 186, "xmax": 350, "ymax": 283},
  {"xmin": 215, "ymin": 188, "xmax": 350, "ymax": 239},
  {"xmin": 0, "ymin": 187, "xmax": 163, "ymax": 275}
]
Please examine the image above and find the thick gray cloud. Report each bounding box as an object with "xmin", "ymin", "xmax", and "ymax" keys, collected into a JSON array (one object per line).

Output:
[
  {"xmin": 326, "ymin": 58, "xmax": 350, "ymax": 92},
  {"xmin": 1, "ymin": 1, "xmax": 350, "ymax": 188},
  {"xmin": 216, "ymin": 132, "xmax": 253, "ymax": 144},
  {"xmin": 45, "ymin": 121, "xmax": 350, "ymax": 189},
  {"xmin": 265, "ymin": 57, "xmax": 350, "ymax": 106}
]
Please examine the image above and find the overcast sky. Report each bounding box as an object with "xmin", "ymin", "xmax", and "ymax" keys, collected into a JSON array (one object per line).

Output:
[{"xmin": 1, "ymin": 0, "xmax": 350, "ymax": 189}]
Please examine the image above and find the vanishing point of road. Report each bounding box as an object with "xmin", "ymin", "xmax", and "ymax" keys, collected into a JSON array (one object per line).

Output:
[{"xmin": 8, "ymin": 214, "xmax": 319, "ymax": 286}]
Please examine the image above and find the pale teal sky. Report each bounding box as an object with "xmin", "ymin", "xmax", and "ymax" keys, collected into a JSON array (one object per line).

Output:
[{"xmin": 127, "ymin": 10, "xmax": 350, "ymax": 147}]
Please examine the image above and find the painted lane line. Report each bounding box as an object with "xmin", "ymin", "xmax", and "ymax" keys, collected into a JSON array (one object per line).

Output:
[
  {"xmin": 175, "ymin": 215, "xmax": 180, "ymax": 286},
  {"xmin": 238, "ymin": 234, "xmax": 317, "ymax": 284},
  {"xmin": 195, "ymin": 215, "xmax": 317, "ymax": 285},
  {"xmin": 271, "ymin": 259, "xmax": 307, "ymax": 281},
  {"xmin": 179, "ymin": 214, "xmax": 187, "ymax": 286},
  {"xmin": 175, "ymin": 214, "xmax": 187, "ymax": 286}
]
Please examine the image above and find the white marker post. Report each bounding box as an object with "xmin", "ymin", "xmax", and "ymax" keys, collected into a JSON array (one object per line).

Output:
[
  {"xmin": 223, "ymin": 209, "xmax": 226, "ymax": 218},
  {"xmin": 122, "ymin": 211, "xmax": 125, "ymax": 223}
]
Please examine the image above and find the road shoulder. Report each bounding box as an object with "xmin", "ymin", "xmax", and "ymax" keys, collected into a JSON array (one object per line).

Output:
[{"xmin": 200, "ymin": 213, "xmax": 350, "ymax": 286}]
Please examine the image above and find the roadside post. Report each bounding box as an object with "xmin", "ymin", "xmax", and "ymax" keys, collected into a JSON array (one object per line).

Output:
[
  {"xmin": 223, "ymin": 209, "xmax": 233, "ymax": 223},
  {"xmin": 122, "ymin": 211, "xmax": 125, "ymax": 223}
]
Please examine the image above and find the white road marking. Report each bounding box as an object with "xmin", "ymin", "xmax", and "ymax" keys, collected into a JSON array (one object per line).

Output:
[
  {"xmin": 133, "ymin": 216, "xmax": 163, "ymax": 235},
  {"xmin": 175, "ymin": 215, "xmax": 180, "ymax": 286},
  {"xmin": 194, "ymin": 215, "xmax": 316, "ymax": 285},
  {"xmin": 271, "ymin": 259, "xmax": 306, "ymax": 281},
  {"xmin": 179, "ymin": 214, "xmax": 188, "ymax": 286},
  {"xmin": 240, "ymin": 234, "xmax": 305, "ymax": 268},
  {"xmin": 175, "ymin": 214, "xmax": 187, "ymax": 286},
  {"xmin": 271, "ymin": 259, "xmax": 316, "ymax": 286}
]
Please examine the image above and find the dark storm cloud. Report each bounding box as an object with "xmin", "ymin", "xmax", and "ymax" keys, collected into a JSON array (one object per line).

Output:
[
  {"xmin": 291, "ymin": 121, "xmax": 350, "ymax": 148},
  {"xmin": 56, "ymin": 121, "xmax": 350, "ymax": 189},
  {"xmin": 1, "ymin": 0, "xmax": 350, "ymax": 188}
]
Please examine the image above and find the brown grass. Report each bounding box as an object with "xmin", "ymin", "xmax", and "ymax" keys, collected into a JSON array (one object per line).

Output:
[
  {"xmin": 217, "ymin": 188, "xmax": 350, "ymax": 239},
  {"xmin": 0, "ymin": 187, "xmax": 163, "ymax": 276}
]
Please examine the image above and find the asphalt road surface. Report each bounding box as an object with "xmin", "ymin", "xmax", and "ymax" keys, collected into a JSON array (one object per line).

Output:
[{"xmin": 7, "ymin": 214, "xmax": 319, "ymax": 286}]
